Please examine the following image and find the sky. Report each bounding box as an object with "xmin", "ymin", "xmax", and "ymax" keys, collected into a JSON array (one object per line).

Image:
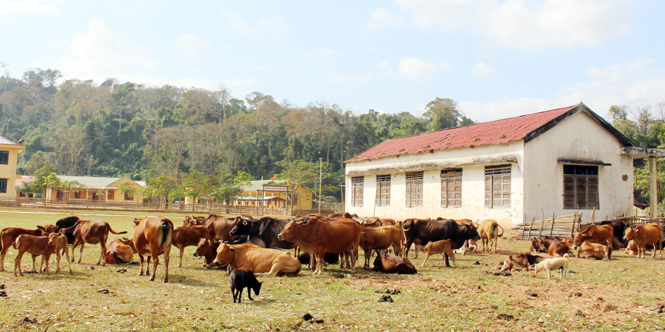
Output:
[{"xmin": 1, "ymin": 0, "xmax": 664, "ymax": 122}]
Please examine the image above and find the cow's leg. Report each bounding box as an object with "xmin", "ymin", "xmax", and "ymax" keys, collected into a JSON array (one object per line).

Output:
[
  {"xmin": 14, "ymin": 251, "xmax": 24, "ymax": 277},
  {"xmin": 55, "ymin": 251, "xmax": 61, "ymax": 273},
  {"xmin": 405, "ymin": 240, "xmax": 413, "ymax": 258},
  {"xmin": 150, "ymin": 254, "xmax": 159, "ymax": 281},
  {"xmin": 78, "ymin": 242, "xmax": 85, "ymax": 264},
  {"xmin": 444, "ymin": 252, "xmax": 450, "ymax": 267},
  {"xmin": 363, "ymin": 248, "xmax": 371, "ymax": 269},
  {"xmin": 179, "ymin": 247, "xmax": 185, "ymax": 268},
  {"xmin": 97, "ymin": 243, "xmax": 106, "ymax": 266},
  {"xmin": 43, "ymin": 255, "xmax": 50, "ymax": 275},
  {"xmin": 146, "ymin": 256, "xmax": 151, "ymax": 275},
  {"xmin": 449, "ymin": 251, "xmax": 456, "ymax": 267},
  {"xmin": 314, "ymin": 252, "xmax": 324, "ymax": 275},
  {"xmin": 231, "ymin": 284, "xmax": 237, "ymax": 303},
  {"xmin": 163, "ymin": 242, "xmax": 171, "ymax": 283},
  {"xmin": 63, "ymin": 245, "xmax": 73, "ymax": 275},
  {"xmin": 0, "ymin": 241, "xmax": 8, "ymax": 272},
  {"xmin": 71, "ymin": 240, "xmax": 79, "ymax": 263},
  {"xmin": 30, "ymin": 254, "xmax": 37, "ymax": 272},
  {"xmin": 546, "ymin": 269, "xmax": 551, "ymax": 280},
  {"xmin": 237, "ymin": 287, "xmax": 243, "ymax": 303},
  {"xmin": 247, "ymin": 286, "xmax": 253, "ymax": 301},
  {"xmin": 138, "ymin": 253, "xmax": 145, "ymax": 276},
  {"xmin": 421, "ymin": 252, "xmax": 431, "ymax": 267}
]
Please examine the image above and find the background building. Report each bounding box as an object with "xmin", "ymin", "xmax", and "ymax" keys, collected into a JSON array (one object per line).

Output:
[{"xmin": 0, "ymin": 136, "xmax": 25, "ymax": 200}]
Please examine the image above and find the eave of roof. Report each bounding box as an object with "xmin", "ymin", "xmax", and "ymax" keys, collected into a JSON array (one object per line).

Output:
[{"xmin": 345, "ymin": 103, "xmax": 633, "ymax": 163}]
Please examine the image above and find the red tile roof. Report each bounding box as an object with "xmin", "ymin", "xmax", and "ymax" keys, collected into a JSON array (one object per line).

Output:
[
  {"xmin": 345, "ymin": 104, "xmax": 580, "ymax": 163},
  {"xmin": 0, "ymin": 136, "xmax": 19, "ymax": 145}
]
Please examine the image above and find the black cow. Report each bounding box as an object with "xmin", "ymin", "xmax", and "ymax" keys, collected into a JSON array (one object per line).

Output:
[
  {"xmin": 55, "ymin": 216, "xmax": 80, "ymax": 244},
  {"xmin": 402, "ymin": 218, "xmax": 480, "ymax": 258},
  {"xmin": 297, "ymin": 252, "xmax": 339, "ymax": 265},
  {"xmin": 228, "ymin": 217, "xmax": 295, "ymax": 249},
  {"xmin": 230, "ymin": 269, "xmax": 262, "ymax": 303}
]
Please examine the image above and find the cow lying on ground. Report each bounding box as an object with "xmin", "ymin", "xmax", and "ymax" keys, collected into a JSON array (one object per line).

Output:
[
  {"xmin": 13, "ymin": 233, "xmax": 62, "ymax": 277},
  {"xmin": 230, "ymin": 269, "xmax": 262, "ymax": 303},
  {"xmin": 477, "ymin": 219, "xmax": 504, "ymax": 253},
  {"xmin": 105, "ymin": 238, "xmax": 137, "ymax": 264},
  {"xmin": 625, "ymin": 223, "xmax": 663, "ymax": 259},
  {"xmin": 577, "ymin": 240, "xmax": 611, "ymax": 260},
  {"xmin": 172, "ymin": 225, "xmax": 210, "ymax": 267},
  {"xmin": 529, "ymin": 237, "xmax": 552, "ymax": 253},
  {"xmin": 421, "ymin": 239, "xmax": 455, "ymax": 267},
  {"xmin": 183, "ymin": 215, "xmax": 207, "ymax": 227},
  {"xmin": 372, "ymin": 250, "xmax": 416, "ymax": 274},
  {"xmin": 0, "ymin": 227, "xmax": 45, "ymax": 272},
  {"xmin": 212, "ymin": 243, "xmax": 301, "ymax": 277},
  {"xmin": 359, "ymin": 225, "xmax": 404, "ymax": 268},
  {"xmin": 133, "ymin": 216, "xmax": 174, "ymax": 282},
  {"xmin": 501, "ymin": 253, "xmax": 545, "ymax": 271},
  {"xmin": 548, "ymin": 237, "xmax": 573, "ymax": 257},
  {"xmin": 574, "ymin": 224, "xmax": 614, "ymax": 250},
  {"xmin": 194, "ymin": 238, "xmax": 220, "ymax": 268},
  {"xmin": 55, "ymin": 216, "xmax": 80, "ymax": 244},
  {"xmin": 71, "ymin": 220, "xmax": 127, "ymax": 265}
]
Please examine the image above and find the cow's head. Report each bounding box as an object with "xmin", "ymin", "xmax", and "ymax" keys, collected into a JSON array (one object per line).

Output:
[
  {"xmin": 194, "ymin": 238, "xmax": 211, "ymax": 258},
  {"xmin": 212, "ymin": 243, "xmax": 235, "ymax": 268},
  {"xmin": 461, "ymin": 224, "xmax": 481, "ymax": 242},
  {"xmin": 229, "ymin": 219, "xmax": 251, "ymax": 236},
  {"xmin": 573, "ymin": 231, "xmax": 590, "ymax": 246},
  {"xmin": 624, "ymin": 227, "xmax": 636, "ymax": 241},
  {"xmin": 402, "ymin": 219, "xmax": 416, "ymax": 232}
]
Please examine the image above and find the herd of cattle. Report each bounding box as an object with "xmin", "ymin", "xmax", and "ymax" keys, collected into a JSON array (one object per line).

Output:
[{"xmin": 0, "ymin": 213, "xmax": 663, "ymax": 286}]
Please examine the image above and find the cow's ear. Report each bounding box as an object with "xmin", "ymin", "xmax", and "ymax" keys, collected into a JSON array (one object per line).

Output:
[{"xmin": 37, "ymin": 225, "xmax": 44, "ymax": 230}]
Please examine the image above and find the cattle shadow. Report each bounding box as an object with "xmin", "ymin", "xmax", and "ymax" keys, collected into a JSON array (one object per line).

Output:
[{"xmin": 165, "ymin": 273, "xmax": 219, "ymax": 287}]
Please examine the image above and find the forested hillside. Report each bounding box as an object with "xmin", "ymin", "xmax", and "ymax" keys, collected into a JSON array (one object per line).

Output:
[{"xmin": 0, "ymin": 68, "xmax": 473, "ymax": 201}]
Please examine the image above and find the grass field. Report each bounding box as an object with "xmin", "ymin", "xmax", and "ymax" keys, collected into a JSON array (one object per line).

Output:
[{"xmin": 1, "ymin": 209, "xmax": 665, "ymax": 331}]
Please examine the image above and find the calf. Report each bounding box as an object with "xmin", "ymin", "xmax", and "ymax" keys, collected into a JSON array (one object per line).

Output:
[
  {"xmin": 105, "ymin": 238, "xmax": 137, "ymax": 264},
  {"xmin": 172, "ymin": 225, "xmax": 210, "ymax": 267},
  {"xmin": 574, "ymin": 224, "xmax": 614, "ymax": 249},
  {"xmin": 183, "ymin": 215, "xmax": 207, "ymax": 227},
  {"xmin": 194, "ymin": 238, "xmax": 220, "ymax": 268},
  {"xmin": 625, "ymin": 223, "xmax": 663, "ymax": 259},
  {"xmin": 421, "ymin": 239, "xmax": 456, "ymax": 267},
  {"xmin": 534, "ymin": 254, "xmax": 570, "ymax": 280},
  {"xmin": 529, "ymin": 237, "xmax": 551, "ymax": 254},
  {"xmin": 477, "ymin": 219, "xmax": 504, "ymax": 253},
  {"xmin": 372, "ymin": 250, "xmax": 417, "ymax": 274},
  {"xmin": 501, "ymin": 253, "xmax": 545, "ymax": 271},
  {"xmin": 548, "ymin": 237, "xmax": 573, "ymax": 257},
  {"xmin": 230, "ymin": 269, "xmax": 262, "ymax": 303},
  {"xmin": 71, "ymin": 220, "xmax": 127, "ymax": 265},
  {"xmin": 38, "ymin": 225, "xmax": 59, "ymax": 234},
  {"xmin": 577, "ymin": 240, "xmax": 611, "ymax": 260},
  {"xmin": 0, "ymin": 227, "xmax": 45, "ymax": 272},
  {"xmin": 13, "ymin": 233, "xmax": 61, "ymax": 277},
  {"xmin": 133, "ymin": 216, "xmax": 174, "ymax": 282},
  {"xmin": 359, "ymin": 225, "xmax": 404, "ymax": 268},
  {"xmin": 48, "ymin": 232, "xmax": 73, "ymax": 274}
]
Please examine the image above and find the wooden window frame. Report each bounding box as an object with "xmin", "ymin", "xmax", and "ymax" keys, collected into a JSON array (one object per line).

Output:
[
  {"xmin": 351, "ymin": 176, "xmax": 364, "ymax": 207},
  {"xmin": 485, "ymin": 165, "xmax": 511, "ymax": 209},
  {"xmin": 563, "ymin": 165, "xmax": 599, "ymax": 210},
  {"xmin": 0, "ymin": 179, "xmax": 6, "ymax": 193},
  {"xmin": 441, "ymin": 169, "xmax": 462, "ymax": 208},
  {"xmin": 406, "ymin": 172, "xmax": 424, "ymax": 208},
  {"xmin": 376, "ymin": 174, "xmax": 391, "ymax": 207},
  {"xmin": 74, "ymin": 191, "xmax": 81, "ymax": 199},
  {"xmin": 108, "ymin": 190, "xmax": 115, "ymax": 200}
]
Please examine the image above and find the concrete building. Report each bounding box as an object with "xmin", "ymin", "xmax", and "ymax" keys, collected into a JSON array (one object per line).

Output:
[
  {"xmin": 344, "ymin": 103, "xmax": 664, "ymax": 228},
  {"xmin": 46, "ymin": 176, "xmax": 145, "ymax": 203},
  {"xmin": 236, "ymin": 180, "xmax": 313, "ymax": 211},
  {"xmin": 0, "ymin": 136, "xmax": 25, "ymax": 200}
]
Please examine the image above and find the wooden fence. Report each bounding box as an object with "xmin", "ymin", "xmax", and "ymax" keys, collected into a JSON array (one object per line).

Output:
[{"xmin": 513, "ymin": 213, "xmax": 582, "ymax": 239}]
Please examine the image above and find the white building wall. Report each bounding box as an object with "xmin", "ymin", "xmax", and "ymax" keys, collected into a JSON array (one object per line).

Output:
[
  {"xmin": 523, "ymin": 112, "xmax": 634, "ymax": 223},
  {"xmin": 346, "ymin": 141, "xmax": 525, "ymax": 226}
]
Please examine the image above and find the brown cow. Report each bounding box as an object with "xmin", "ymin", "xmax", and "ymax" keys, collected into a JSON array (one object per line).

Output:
[
  {"xmin": 501, "ymin": 253, "xmax": 545, "ymax": 271},
  {"xmin": 421, "ymin": 239, "xmax": 456, "ymax": 267},
  {"xmin": 194, "ymin": 238, "xmax": 220, "ymax": 268},
  {"xmin": 278, "ymin": 216, "xmax": 361, "ymax": 274},
  {"xmin": 204, "ymin": 215, "xmax": 244, "ymax": 242},
  {"xmin": 359, "ymin": 225, "xmax": 404, "ymax": 268},
  {"xmin": 574, "ymin": 224, "xmax": 614, "ymax": 249},
  {"xmin": 548, "ymin": 237, "xmax": 573, "ymax": 257},
  {"xmin": 372, "ymin": 250, "xmax": 417, "ymax": 274},
  {"xmin": 105, "ymin": 238, "xmax": 137, "ymax": 264},
  {"xmin": 477, "ymin": 219, "xmax": 504, "ymax": 253},
  {"xmin": 38, "ymin": 225, "xmax": 59, "ymax": 234},
  {"xmin": 48, "ymin": 232, "xmax": 73, "ymax": 274},
  {"xmin": 625, "ymin": 223, "xmax": 663, "ymax": 259},
  {"xmin": 172, "ymin": 225, "xmax": 210, "ymax": 267},
  {"xmin": 183, "ymin": 215, "xmax": 207, "ymax": 227},
  {"xmin": 0, "ymin": 227, "xmax": 45, "ymax": 272},
  {"xmin": 71, "ymin": 220, "xmax": 127, "ymax": 265},
  {"xmin": 529, "ymin": 237, "xmax": 552, "ymax": 254},
  {"xmin": 576, "ymin": 240, "xmax": 611, "ymax": 260},
  {"xmin": 212, "ymin": 243, "xmax": 301, "ymax": 277},
  {"xmin": 133, "ymin": 216, "xmax": 174, "ymax": 282},
  {"xmin": 13, "ymin": 233, "xmax": 62, "ymax": 277}
]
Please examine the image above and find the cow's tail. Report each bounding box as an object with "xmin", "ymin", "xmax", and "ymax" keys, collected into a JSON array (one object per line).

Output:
[
  {"xmin": 400, "ymin": 225, "xmax": 407, "ymax": 257},
  {"xmin": 159, "ymin": 220, "xmax": 173, "ymax": 247},
  {"xmin": 496, "ymin": 224, "xmax": 504, "ymax": 237},
  {"xmin": 13, "ymin": 236, "xmax": 21, "ymax": 250},
  {"xmin": 107, "ymin": 224, "xmax": 127, "ymax": 235}
]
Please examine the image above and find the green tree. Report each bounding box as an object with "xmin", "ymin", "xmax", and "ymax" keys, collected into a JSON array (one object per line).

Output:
[
  {"xmin": 210, "ymin": 171, "xmax": 252, "ymax": 213},
  {"xmin": 172, "ymin": 170, "xmax": 220, "ymax": 211},
  {"xmin": 144, "ymin": 175, "xmax": 177, "ymax": 209},
  {"xmin": 275, "ymin": 159, "xmax": 337, "ymax": 211},
  {"xmin": 119, "ymin": 181, "xmax": 138, "ymax": 201}
]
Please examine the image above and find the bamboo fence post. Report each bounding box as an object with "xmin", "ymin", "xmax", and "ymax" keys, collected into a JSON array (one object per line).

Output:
[
  {"xmin": 539, "ymin": 218, "xmax": 545, "ymax": 237},
  {"xmin": 528, "ymin": 217, "xmax": 535, "ymax": 238},
  {"xmin": 549, "ymin": 212, "xmax": 556, "ymax": 237}
]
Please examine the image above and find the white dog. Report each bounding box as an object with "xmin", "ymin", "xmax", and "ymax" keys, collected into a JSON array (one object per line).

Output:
[{"xmin": 533, "ymin": 254, "xmax": 570, "ymax": 280}]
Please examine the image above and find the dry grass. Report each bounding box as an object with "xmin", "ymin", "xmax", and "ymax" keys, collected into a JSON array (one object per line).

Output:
[{"xmin": 1, "ymin": 210, "xmax": 665, "ymax": 331}]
